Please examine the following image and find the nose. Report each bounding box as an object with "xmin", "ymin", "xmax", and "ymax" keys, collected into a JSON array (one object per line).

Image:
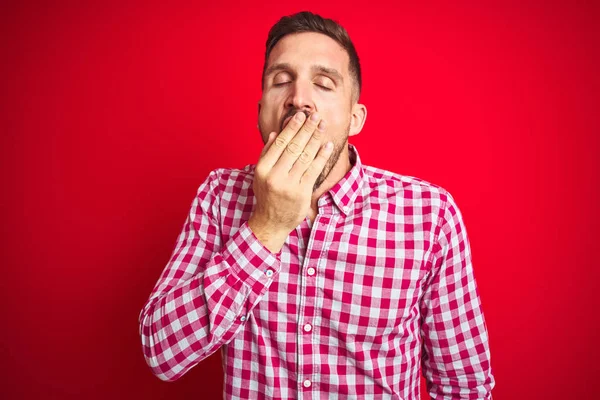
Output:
[{"xmin": 285, "ymin": 79, "xmax": 315, "ymax": 114}]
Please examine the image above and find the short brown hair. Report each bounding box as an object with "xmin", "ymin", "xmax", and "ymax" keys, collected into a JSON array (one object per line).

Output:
[{"xmin": 262, "ymin": 11, "xmax": 362, "ymax": 103}]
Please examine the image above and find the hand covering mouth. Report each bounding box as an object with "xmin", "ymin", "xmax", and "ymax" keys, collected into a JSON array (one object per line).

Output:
[{"xmin": 281, "ymin": 111, "xmax": 310, "ymax": 132}]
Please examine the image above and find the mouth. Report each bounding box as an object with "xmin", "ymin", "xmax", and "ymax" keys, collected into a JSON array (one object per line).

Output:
[
  {"xmin": 281, "ymin": 115, "xmax": 293, "ymax": 132},
  {"xmin": 281, "ymin": 111, "xmax": 311, "ymax": 131}
]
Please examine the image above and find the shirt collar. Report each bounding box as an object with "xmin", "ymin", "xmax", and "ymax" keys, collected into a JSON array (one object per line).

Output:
[{"xmin": 325, "ymin": 143, "xmax": 365, "ymax": 216}]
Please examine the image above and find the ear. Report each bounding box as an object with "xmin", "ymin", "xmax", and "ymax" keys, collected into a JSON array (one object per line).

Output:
[{"xmin": 348, "ymin": 103, "xmax": 367, "ymax": 137}]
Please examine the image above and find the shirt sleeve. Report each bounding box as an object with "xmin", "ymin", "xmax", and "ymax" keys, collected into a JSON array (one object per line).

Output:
[
  {"xmin": 419, "ymin": 190, "xmax": 495, "ymax": 399},
  {"xmin": 138, "ymin": 169, "xmax": 281, "ymax": 382}
]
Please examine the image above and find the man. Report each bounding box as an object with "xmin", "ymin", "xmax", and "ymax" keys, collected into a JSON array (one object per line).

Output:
[{"xmin": 139, "ymin": 11, "xmax": 495, "ymax": 399}]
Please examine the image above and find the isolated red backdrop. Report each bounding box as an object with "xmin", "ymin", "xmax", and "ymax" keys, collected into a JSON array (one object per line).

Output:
[{"xmin": 1, "ymin": 1, "xmax": 598, "ymax": 399}]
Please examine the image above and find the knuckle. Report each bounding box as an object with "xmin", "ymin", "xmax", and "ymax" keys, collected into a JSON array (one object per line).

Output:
[
  {"xmin": 286, "ymin": 141, "xmax": 302, "ymax": 155},
  {"xmin": 265, "ymin": 176, "xmax": 277, "ymax": 189},
  {"xmin": 310, "ymin": 129, "xmax": 323, "ymax": 141},
  {"xmin": 304, "ymin": 119, "xmax": 319, "ymax": 132},
  {"xmin": 282, "ymin": 187, "xmax": 294, "ymax": 198},
  {"xmin": 255, "ymin": 164, "xmax": 266, "ymax": 177},
  {"xmin": 297, "ymin": 150, "xmax": 311, "ymax": 164},
  {"xmin": 298, "ymin": 126, "xmax": 311, "ymax": 137},
  {"xmin": 274, "ymin": 136, "xmax": 287, "ymax": 149}
]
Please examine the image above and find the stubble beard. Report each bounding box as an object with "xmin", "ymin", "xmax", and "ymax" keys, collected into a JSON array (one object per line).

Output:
[{"xmin": 312, "ymin": 124, "xmax": 350, "ymax": 193}]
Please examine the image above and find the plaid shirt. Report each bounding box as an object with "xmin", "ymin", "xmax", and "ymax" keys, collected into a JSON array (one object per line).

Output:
[{"xmin": 139, "ymin": 144, "xmax": 494, "ymax": 399}]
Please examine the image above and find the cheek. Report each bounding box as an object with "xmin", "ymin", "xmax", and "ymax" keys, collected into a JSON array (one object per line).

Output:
[
  {"xmin": 323, "ymin": 107, "xmax": 351, "ymax": 134},
  {"xmin": 261, "ymin": 94, "xmax": 284, "ymax": 120},
  {"xmin": 258, "ymin": 107, "xmax": 281, "ymax": 135}
]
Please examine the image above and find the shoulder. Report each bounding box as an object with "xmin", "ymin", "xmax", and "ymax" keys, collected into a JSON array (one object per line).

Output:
[
  {"xmin": 360, "ymin": 164, "xmax": 467, "ymax": 243},
  {"xmin": 191, "ymin": 164, "xmax": 257, "ymax": 226},
  {"xmin": 200, "ymin": 164, "xmax": 256, "ymax": 195},
  {"xmin": 361, "ymin": 164, "xmax": 452, "ymax": 208}
]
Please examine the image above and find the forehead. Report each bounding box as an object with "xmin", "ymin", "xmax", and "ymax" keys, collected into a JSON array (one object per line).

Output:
[{"xmin": 266, "ymin": 32, "xmax": 350, "ymax": 76}]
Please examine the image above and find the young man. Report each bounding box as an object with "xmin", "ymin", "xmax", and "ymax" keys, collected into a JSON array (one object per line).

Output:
[{"xmin": 139, "ymin": 11, "xmax": 495, "ymax": 399}]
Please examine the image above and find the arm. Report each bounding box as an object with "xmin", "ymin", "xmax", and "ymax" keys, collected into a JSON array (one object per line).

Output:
[
  {"xmin": 138, "ymin": 169, "xmax": 280, "ymax": 382},
  {"xmin": 139, "ymin": 110, "xmax": 332, "ymax": 382},
  {"xmin": 420, "ymin": 191, "xmax": 495, "ymax": 399}
]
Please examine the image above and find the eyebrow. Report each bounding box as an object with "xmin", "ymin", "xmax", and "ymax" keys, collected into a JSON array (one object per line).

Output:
[{"xmin": 265, "ymin": 62, "xmax": 344, "ymax": 85}]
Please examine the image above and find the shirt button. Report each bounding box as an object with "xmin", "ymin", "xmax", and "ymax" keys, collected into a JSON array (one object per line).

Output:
[
  {"xmin": 265, "ymin": 269, "xmax": 274, "ymax": 278},
  {"xmin": 240, "ymin": 315, "xmax": 247, "ymax": 322},
  {"xmin": 303, "ymin": 379, "xmax": 311, "ymax": 388},
  {"xmin": 303, "ymin": 323, "xmax": 312, "ymax": 332},
  {"xmin": 307, "ymin": 267, "xmax": 316, "ymax": 276}
]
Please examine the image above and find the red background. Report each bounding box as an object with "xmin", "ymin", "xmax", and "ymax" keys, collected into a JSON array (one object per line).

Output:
[{"xmin": 1, "ymin": 1, "xmax": 598, "ymax": 399}]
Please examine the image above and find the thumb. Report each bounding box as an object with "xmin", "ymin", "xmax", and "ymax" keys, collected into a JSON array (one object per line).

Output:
[{"xmin": 260, "ymin": 132, "xmax": 277, "ymax": 158}]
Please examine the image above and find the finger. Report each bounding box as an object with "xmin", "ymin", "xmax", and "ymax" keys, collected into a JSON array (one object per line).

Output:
[
  {"xmin": 272, "ymin": 112, "xmax": 323, "ymax": 174},
  {"xmin": 261, "ymin": 112, "xmax": 306, "ymax": 169},
  {"xmin": 288, "ymin": 119, "xmax": 326, "ymax": 178},
  {"xmin": 259, "ymin": 132, "xmax": 277, "ymax": 158},
  {"xmin": 301, "ymin": 141, "xmax": 334, "ymax": 186}
]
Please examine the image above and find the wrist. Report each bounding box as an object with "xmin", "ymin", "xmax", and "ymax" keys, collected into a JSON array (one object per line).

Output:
[{"xmin": 248, "ymin": 215, "xmax": 289, "ymax": 254}]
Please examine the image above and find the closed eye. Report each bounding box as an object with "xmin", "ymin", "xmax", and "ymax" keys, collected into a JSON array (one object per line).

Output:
[
  {"xmin": 316, "ymin": 84, "xmax": 333, "ymax": 91},
  {"xmin": 273, "ymin": 82, "xmax": 333, "ymax": 91}
]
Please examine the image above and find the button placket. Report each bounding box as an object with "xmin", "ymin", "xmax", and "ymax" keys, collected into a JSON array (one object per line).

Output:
[{"xmin": 297, "ymin": 214, "xmax": 332, "ymax": 393}]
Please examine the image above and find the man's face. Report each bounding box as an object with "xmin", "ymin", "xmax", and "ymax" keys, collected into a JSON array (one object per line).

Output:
[{"xmin": 258, "ymin": 32, "xmax": 355, "ymax": 189}]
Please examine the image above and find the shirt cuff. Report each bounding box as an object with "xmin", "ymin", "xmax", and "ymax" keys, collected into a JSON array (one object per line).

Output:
[{"xmin": 221, "ymin": 220, "xmax": 282, "ymax": 293}]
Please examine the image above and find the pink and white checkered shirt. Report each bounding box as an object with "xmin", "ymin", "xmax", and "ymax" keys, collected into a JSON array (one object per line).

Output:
[{"xmin": 139, "ymin": 144, "xmax": 494, "ymax": 399}]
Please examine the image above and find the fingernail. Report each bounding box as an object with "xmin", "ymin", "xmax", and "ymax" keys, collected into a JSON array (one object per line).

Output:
[
  {"xmin": 318, "ymin": 120, "xmax": 326, "ymax": 131},
  {"xmin": 295, "ymin": 112, "xmax": 305, "ymax": 121},
  {"xmin": 325, "ymin": 142, "xmax": 333, "ymax": 150},
  {"xmin": 310, "ymin": 112, "xmax": 320, "ymax": 122}
]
